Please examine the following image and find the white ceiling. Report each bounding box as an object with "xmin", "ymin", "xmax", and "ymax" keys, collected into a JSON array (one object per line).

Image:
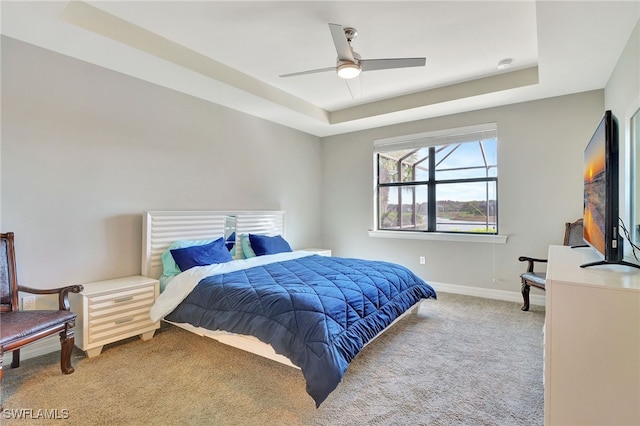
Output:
[{"xmin": 2, "ymin": 1, "xmax": 638, "ymax": 137}]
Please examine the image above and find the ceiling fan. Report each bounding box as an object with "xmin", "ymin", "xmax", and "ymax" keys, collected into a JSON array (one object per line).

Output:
[{"xmin": 279, "ymin": 23, "xmax": 426, "ymax": 97}]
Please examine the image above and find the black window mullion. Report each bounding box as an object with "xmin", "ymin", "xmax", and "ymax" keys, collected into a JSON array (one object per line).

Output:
[{"xmin": 427, "ymin": 147, "xmax": 436, "ymax": 232}]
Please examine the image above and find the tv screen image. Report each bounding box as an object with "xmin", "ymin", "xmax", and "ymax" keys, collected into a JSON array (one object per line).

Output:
[
  {"xmin": 581, "ymin": 110, "xmax": 640, "ymax": 269},
  {"xmin": 583, "ymin": 119, "xmax": 607, "ymax": 255}
]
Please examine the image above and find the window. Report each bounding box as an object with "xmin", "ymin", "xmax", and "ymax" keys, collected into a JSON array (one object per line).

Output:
[{"xmin": 374, "ymin": 123, "xmax": 498, "ymax": 234}]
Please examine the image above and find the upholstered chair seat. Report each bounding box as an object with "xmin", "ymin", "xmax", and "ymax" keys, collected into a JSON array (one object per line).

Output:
[
  {"xmin": 519, "ymin": 271, "xmax": 546, "ymax": 288},
  {"xmin": 1, "ymin": 311, "xmax": 78, "ymax": 346}
]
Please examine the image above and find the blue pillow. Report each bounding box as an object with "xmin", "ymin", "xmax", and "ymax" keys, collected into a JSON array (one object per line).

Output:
[
  {"xmin": 248, "ymin": 234, "xmax": 292, "ymax": 256},
  {"xmin": 225, "ymin": 232, "xmax": 236, "ymax": 256},
  {"xmin": 170, "ymin": 237, "xmax": 233, "ymax": 272},
  {"xmin": 161, "ymin": 238, "xmax": 217, "ymax": 276},
  {"xmin": 225, "ymin": 232, "xmax": 236, "ymax": 249}
]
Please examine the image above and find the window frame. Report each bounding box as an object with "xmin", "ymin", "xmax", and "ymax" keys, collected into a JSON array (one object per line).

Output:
[{"xmin": 374, "ymin": 123, "xmax": 499, "ymax": 236}]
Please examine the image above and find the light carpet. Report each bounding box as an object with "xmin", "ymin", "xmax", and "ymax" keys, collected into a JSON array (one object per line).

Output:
[{"xmin": 1, "ymin": 292, "xmax": 545, "ymax": 425}]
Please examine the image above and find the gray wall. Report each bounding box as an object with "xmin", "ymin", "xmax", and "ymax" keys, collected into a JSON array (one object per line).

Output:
[
  {"xmin": 1, "ymin": 37, "xmax": 323, "ymax": 288},
  {"xmin": 321, "ymin": 92, "xmax": 604, "ymax": 293}
]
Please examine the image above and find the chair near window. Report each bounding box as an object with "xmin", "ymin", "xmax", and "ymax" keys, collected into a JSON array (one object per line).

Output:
[
  {"xmin": 518, "ymin": 219, "xmax": 584, "ymax": 311},
  {"xmin": 0, "ymin": 232, "xmax": 83, "ymax": 383}
]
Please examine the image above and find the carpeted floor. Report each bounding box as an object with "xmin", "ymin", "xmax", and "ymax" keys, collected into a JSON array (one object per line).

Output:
[{"xmin": 1, "ymin": 292, "xmax": 545, "ymax": 425}]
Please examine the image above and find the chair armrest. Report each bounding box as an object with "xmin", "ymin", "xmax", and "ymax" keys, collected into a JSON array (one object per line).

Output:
[
  {"xmin": 518, "ymin": 256, "xmax": 548, "ymax": 273},
  {"xmin": 18, "ymin": 284, "xmax": 84, "ymax": 311}
]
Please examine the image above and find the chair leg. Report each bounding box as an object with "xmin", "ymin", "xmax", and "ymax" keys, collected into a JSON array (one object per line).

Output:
[
  {"xmin": 11, "ymin": 349, "xmax": 20, "ymax": 369},
  {"xmin": 59, "ymin": 326, "xmax": 76, "ymax": 375},
  {"xmin": 521, "ymin": 281, "xmax": 531, "ymax": 311}
]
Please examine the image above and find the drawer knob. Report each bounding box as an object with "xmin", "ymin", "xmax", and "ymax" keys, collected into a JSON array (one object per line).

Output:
[
  {"xmin": 115, "ymin": 317, "xmax": 134, "ymax": 324},
  {"xmin": 114, "ymin": 296, "xmax": 134, "ymax": 303}
]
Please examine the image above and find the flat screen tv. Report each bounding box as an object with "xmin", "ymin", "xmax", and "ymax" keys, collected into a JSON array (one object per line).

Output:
[{"xmin": 581, "ymin": 110, "xmax": 638, "ymax": 269}]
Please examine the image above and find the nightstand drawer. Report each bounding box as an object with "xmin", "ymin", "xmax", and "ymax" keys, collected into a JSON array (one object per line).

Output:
[
  {"xmin": 89, "ymin": 308, "xmax": 156, "ymax": 344},
  {"xmin": 88, "ymin": 286, "xmax": 155, "ymax": 314}
]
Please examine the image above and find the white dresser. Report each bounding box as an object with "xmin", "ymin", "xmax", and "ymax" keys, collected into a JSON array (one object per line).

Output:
[
  {"xmin": 544, "ymin": 245, "xmax": 640, "ymax": 425},
  {"xmin": 70, "ymin": 275, "xmax": 160, "ymax": 357}
]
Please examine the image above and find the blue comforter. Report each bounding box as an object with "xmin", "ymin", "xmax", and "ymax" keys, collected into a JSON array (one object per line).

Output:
[{"xmin": 165, "ymin": 255, "xmax": 436, "ymax": 406}]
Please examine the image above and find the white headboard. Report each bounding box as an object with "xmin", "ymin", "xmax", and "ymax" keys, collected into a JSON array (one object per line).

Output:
[{"xmin": 142, "ymin": 210, "xmax": 285, "ymax": 279}]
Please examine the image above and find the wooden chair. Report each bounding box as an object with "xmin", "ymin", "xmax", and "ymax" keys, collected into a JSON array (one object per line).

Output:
[
  {"xmin": 518, "ymin": 219, "xmax": 584, "ymax": 311},
  {"xmin": 0, "ymin": 232, "xmax": 83, "ymax": 383}
]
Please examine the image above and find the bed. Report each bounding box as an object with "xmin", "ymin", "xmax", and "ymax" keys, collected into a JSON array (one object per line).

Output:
[{"xmin": 142, "ymin": 210, "xmax": 436, "ymax": 406}]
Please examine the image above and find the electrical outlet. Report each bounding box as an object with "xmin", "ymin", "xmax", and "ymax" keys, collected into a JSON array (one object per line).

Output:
[
  {"xmin": 419, "ymin": 256, "xmax": 426, "ymax": 265},
  {"xmin": 22, "ymin": 296, "xmax": 36, "ymax": 310}
]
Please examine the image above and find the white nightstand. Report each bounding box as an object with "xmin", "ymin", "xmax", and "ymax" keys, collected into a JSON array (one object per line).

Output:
[
  {"xmin": 69, "ymin": 275, "xmax": 160, "ymax": 357},
  {"xmin": 300, "ymin": 248, "xmax": 332, "ymax": 256}
]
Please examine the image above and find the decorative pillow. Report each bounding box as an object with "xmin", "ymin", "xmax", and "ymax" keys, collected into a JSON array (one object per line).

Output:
[
  {"xmin": 225, "ymin": 232, "xmax": 237, "ymax": 256},
  {"xmin": 240, "ymin": 233, "xmax": 256, "ymax": 258},
  {"xmin": 161, "ymin": 238, "xmax": 217, "ymax": 276},
  {"xmin": 248, "ymin": 234, "xmax": 292, "ymax": 256},
  {"xmin": 170, "ymin": 237, "xmax": 233, "ymax": 272}
]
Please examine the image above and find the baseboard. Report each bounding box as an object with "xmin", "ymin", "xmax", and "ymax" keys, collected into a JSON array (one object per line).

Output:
[
  {"xmin": 429, "ymin": 281, "xmax": 546, "ymax": 307},
  {"xmin": 2, "ymin": 334, "xmax": 60, "ymax": 366}
]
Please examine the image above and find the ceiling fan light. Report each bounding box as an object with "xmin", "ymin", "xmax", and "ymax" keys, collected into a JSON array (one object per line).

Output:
[{"xmin": 337, "ymin": 63, "xmax": 361, "ymax": 79}]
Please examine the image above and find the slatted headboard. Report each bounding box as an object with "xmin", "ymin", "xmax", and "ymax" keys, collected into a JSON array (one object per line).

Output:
[{"xmin": 142, "ymin": 210, "xmax": 285, "ymax": 279}]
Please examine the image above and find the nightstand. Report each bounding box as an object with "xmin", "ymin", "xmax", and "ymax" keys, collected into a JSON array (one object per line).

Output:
[
  {"xmin": 69, "ymin": 275, "xmax": 160, "ymax": 357},
  {"xmin": 301, "ymin": 248, "xmax": 332, "ymax": 256}
]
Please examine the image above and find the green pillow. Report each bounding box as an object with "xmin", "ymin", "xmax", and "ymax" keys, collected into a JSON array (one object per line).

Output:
[{"xmin": 240, "ymin": 234, "xmax": 256, "ymax": 258}]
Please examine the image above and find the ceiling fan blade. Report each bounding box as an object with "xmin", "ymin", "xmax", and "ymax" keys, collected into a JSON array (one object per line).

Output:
[
  {"xmin": 279, "ymin": 67, "xmax": 336, "ymax": 78},
  {"xmin": 345, "ymin": 77, "xmax": 362, "ymax": 99},
  {"xmin": 360, "ymin": 57, "xmax": 426, "ymax": 72},
  {"xmin": 328, "ymin": 23, "xmax": 355, "ymax": 62}
]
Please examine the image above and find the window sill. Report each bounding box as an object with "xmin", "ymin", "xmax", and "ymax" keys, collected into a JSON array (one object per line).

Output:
[{"xmin": 368, "ymin": 230, "xmax": 508, "ymax": 244}]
